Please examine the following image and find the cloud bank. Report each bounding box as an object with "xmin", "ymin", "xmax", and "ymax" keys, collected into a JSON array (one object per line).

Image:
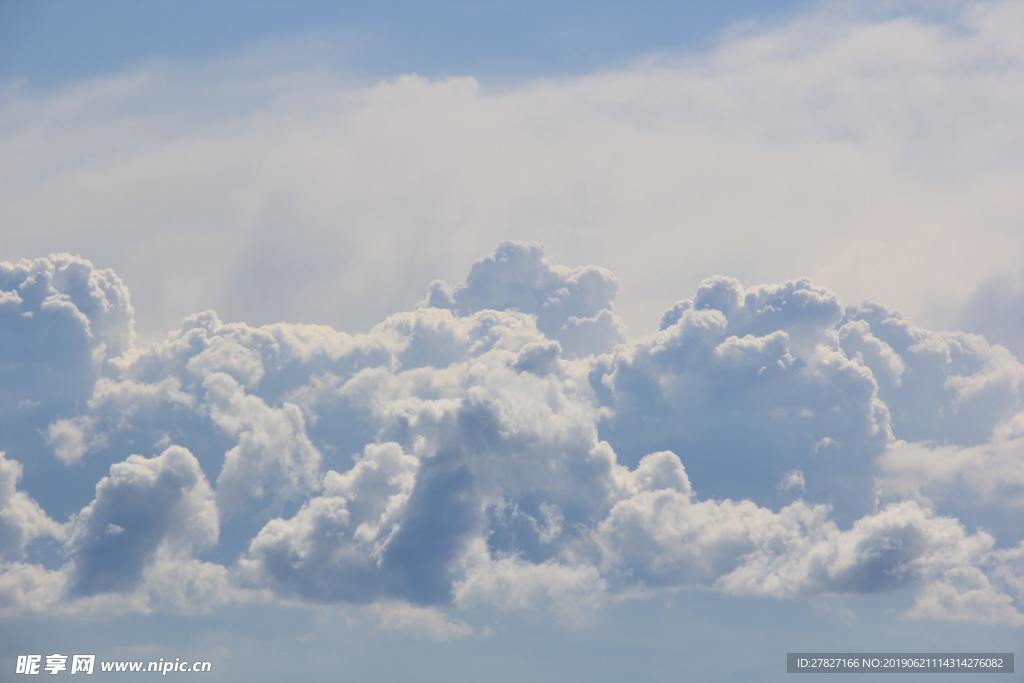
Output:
[{"xmin": 1, "ymin": 243, "xmax": 1021, "ymax": 632}]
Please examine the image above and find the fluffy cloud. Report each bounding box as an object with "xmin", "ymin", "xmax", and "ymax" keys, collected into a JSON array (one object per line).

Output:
[
  {"xmin": 908, "ymin": 542, "xmax": 1024, "ymax": 626},
  {"xmin": 594, "ymin": 274, "xmax": 1024, "ymax": 522},
  {"xmin": 593, "ymin": 277, "xmax": 892, "ymax": 517},
  {"xmin": 0, "ymin": 243, "xmax": 1021, "ymax": 628},
  {"xmin": 426, "ymin": 241, "xmax": 625, "ymax": 357},
  {"xmin": 453, "ymin": 538, "xmax": 607, "ymax": 622},
  {"xmin": 592, "ymin": 480, "xmax": 1001, "ymax": 604},
  {"xmin": 0, "ymin": 256, "xmax": 135, "ymax": 516},
  {"xmin": 205, "ymin": 372, "xmax": 321, "ymax": 517},
  {"xmin": 0, "ymin": 561, "xmax": 67, "ymax": 616},
  {"xmin": 5, "ymin": 0, "xmax": 1024, "ymax": 638},
  {"xmin": 840, "ymin": 303, "xmax": 1024, "ymax": 446},
  {"xmin": 909, "ymin": 566, "xmax": 1024, "ymax": 627},
  {"xmin": 237, "ymin": 442, "xmax": 418, "ymax": 603},
  {"xmin": 0, "ymin": 255, "xmax": 132, "ymax": 419},
  {"xmin": 67, "ymin": 446, "xmax": 217, "ymax": 596}
]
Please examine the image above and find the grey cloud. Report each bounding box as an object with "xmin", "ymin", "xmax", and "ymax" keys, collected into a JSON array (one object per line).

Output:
[{"xmin": 67, "ymin": 445, "xmax": 217, "ymax": 596}]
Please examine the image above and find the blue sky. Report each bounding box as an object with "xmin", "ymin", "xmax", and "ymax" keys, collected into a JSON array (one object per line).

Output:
[
  {"xmin": 1, "ymin": 1, "xmax": 811, "ymax": 86},
  {"xmin": 1, "ymin": 2, "xmax": 1023, "ymax": 682}
]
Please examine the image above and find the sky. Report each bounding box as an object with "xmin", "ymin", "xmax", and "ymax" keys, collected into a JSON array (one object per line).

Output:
[
  {"xmin": 1, "ymin": 2, "xmax": 1023, "ymax": 682},
  {"xmin": 1, "ymin": 1, "xmax": 813, "ymax": 86}
]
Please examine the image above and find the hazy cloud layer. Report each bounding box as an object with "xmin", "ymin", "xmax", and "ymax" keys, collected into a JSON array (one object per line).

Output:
[
  {"xmin": 1, "ymin": 242, "xmax": 1021, "ymax": 630},
  {"xmin": 3, "ymin": 2, "xmax": 1024, "ymax": 345},
  {"xmin": 958, "ymin": 270, "xmax": 1024, "ymax": 360}
]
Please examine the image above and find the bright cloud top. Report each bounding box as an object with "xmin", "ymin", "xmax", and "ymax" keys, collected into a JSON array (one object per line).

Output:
[{"xmin": 0, "ymin": 243, "xmax": 1021, "ymax": 630}]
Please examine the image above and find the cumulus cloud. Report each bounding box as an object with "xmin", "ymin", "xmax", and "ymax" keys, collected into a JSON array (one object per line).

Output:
[
  {"xmin": 906, "ymin": 542, "xmax": 1024, "ymax": 626},
  {"xmin": 593, "ymin": 274, "xmax": 1024, "ymax": 522},
  {"xmin": 237, "ymin": 442, "xmax": 418, "ymax": 603},
  {"xmin": 840, "ymin": 303, "xmax": 1024, "ymax": 446},
  {"xmin": 5, "ymin": 0, "xmax": 1024, "ymax": 638},
  {"xmin": 909, "ymin": 566, "xmax": 1024, "ymax": 627},
  {"xmin": 0, "ymin": 255, "xmax": 135, "ymax": 498},
  {"xmin": 205, "ymin": 372, "xmax": 321, "ymax": 517},
  {"xmin": 425, "ymin": 241, "xmax": 625, "ymax": 357},
  {"xmin": 0, "ymin": 243, "xmax": 1021, "ymax": 628},
  {"xmin": 593, "ymin": 277, "xmax": 893, "ymax": 517},
  {"xmin": 67, "ymin": 446, "xmax": 217, "ymax": 596},
  {"xmin": 0, "ymin": 255, "xmax": 132, "ymax": 414}
]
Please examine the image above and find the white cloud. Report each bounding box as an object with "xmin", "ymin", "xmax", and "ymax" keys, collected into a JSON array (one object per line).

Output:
[
  {"xmin": 367, "ymin": 601, "xmax": 480, "ymax": 640},
  {"xmin": 0, "ymin": 243, "xmax": 1021, "ymax": 626},
  {"xmin": 595, "ymin": 273, "xmax": 1024, "ymax": 521},
  {"xmin": 137, "ymin": 554, "xmax": 258, "ymax": 614},
  {"xmin": 907, "ymin": 543, "xmax": 1024, "ymax": 626},
  {"xmin": 237, "ymin": 442, "xmax": 418, "ymax": 603},
  {"xmin": 877, "ymin": 413, "xmax": 1024, "ymax": 517},
  {"xmin": 205, "ymin": 372, "xmax": 321, "ymax": 517},
  {"xmin": 778, "ymin": 469, "xmax": 806, "ymax": 493},
  {"xmin": 5, "ymin": 0, "xmax": 1024, "ymax": 633},
  {"xmin": 426, "ymin": 241, "xmax": 625, "ymax": 356},
  {"xmin": 840, "ymin": 303, "xmax": 1024, "ymax": 446},
  {"xmin": 453, "ymin": 538, "xmax": 606, "ymax": 623},
  {"xmin": 593, "ymin": 480, "xmax": 1017, "ymax": 622},
  {"xmin": 908, "ymin": 566, "xmax": 1024, "ymax": 627},
  {"xmin": 0, "ymin": 561, "xmax": 67, "ymax": 616},
  {"xmin": 593, "ymin": 278, "xmax": 893, "ymax": 516}
]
